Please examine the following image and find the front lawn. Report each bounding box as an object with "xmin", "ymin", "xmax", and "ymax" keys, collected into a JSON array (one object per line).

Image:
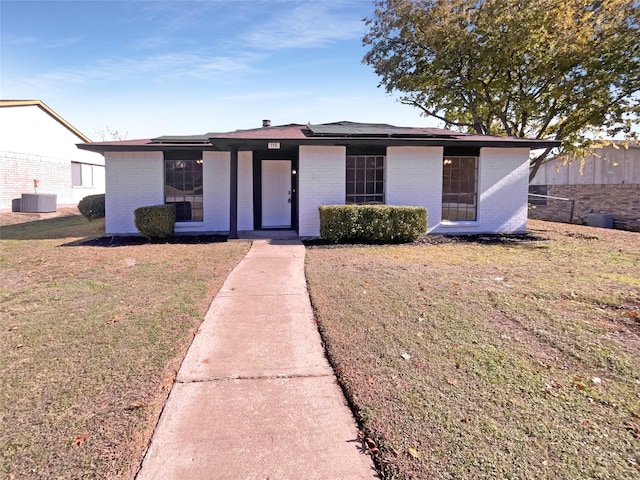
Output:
[
  {"xmin": 305, "ymin": 220, "xmax": 640, "ymax": 479},
  {"xmin": 0, "ymin": 212, "xmax": 250, "ymax": 479}
]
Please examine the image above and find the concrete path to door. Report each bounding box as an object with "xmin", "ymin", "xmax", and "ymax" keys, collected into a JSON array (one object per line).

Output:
[{"xmin": 136, "ymin": 239, "xmax": 378, "ymax": 479}]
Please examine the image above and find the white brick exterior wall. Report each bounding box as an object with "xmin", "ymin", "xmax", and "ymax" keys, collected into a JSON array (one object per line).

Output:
[
  {"xmin": 102, "ymin": 144, "xmax": 530, "ymax": 237},
  {"xmin": 237, "ymin": 151, "xmax": 254, "ymax": 231},
  {"xmin": 200, "ymin": 151, "xmax": 230, "ymax": 233},
  {"xmin": 433, "ymin": 147, "xmax": 530, "ymax": 234},
  {"xmin": 0, "ymin": 104, "xmax": 104, "ymax": 210},
  {"xmin": 298, "ymin": 145, "xmax": 346, "ymax": 237},
  {"xmin": 105, "ymin": 151, "xmax": 163, "ymax": 235},
  {"xmin": 386, "ymin": 146, "xmax": 443, "ymax": 232}
]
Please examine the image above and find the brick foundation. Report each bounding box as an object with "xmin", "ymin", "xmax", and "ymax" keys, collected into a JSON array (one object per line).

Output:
[{"xmin": 528, "ymin": 184, "xmax": 640, "ymax": 232}]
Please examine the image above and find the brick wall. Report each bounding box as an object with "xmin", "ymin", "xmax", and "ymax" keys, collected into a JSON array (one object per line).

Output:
[
  {"xmin": 386, "ymin": 146, "xmax": 443, "ymax": 232},
  {"xmin": 200, "ymin": 151, "xmax": 230, "ymax": 233},
  {"xmin": 528, "ymin": 184, "xmax": 640, "ymax": 232},
  {"xmin": 237, "ymin": 152, "xmax": 254, "ymax": 231},
  {"xmin": 298, "ymin": 145, "xmax": 346, "ymax": 237},
  {"xmin": 1, "ymin": 151, "xmax": 105, "ymax": 210},
  {"xmin": 105, "ymin": 152, "xmax": 164, "ymax": 235},
  {"xmin": 434, "ymin": 147, "xmax": 530, "ymax": 234}
]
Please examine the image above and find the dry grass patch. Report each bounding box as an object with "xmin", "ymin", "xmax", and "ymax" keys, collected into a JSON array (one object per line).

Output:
[
  {"xmin": 305, "ymin": 220, "xmax": 640, "ymax": 479},
  {"xmin": 0, "ymin": 212, "xmax": 249, "ymax": 479}
]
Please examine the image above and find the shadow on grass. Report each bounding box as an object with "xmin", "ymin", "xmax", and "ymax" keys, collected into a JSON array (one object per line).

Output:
[{"xmin": 0, "ymin": 215, "xmax": 104, "ymax": 240}]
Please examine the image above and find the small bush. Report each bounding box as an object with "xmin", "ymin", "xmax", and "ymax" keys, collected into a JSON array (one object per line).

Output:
[
  {"xmin": 319, "ymin": 204, "xmax": 427, "ymax": 243},
  {"xmin": 78, "ymin": 194, "xmax": 105, "ymax": 221},
  {"xmin": 134, "ymin": 204, "xmax": 176, "ymax": 239}
]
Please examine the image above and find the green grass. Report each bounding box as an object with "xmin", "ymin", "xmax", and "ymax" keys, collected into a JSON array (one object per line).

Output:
[
  {"xmin": 305, "ymin": 221, "xmax": 640, "ymax": 479},
  {"xmin": 0, "ymin": 212, "xmax": 250, "ymax": 479}
]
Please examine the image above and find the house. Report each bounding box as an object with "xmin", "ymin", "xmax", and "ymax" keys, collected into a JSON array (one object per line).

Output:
[
  {"xmin": 529, "ymin": 142, "xmax": 640, "ymax": 231},
  {"xmin": 0, "ymin": 100, "xmax": 105, "ymax": 211},
  {"xmin": 77, "ymin": 121, "xmax": 559, "ymax": 238}
]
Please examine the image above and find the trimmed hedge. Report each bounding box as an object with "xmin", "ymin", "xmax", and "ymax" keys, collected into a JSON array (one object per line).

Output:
[
  {"xmin": 134, "ymin": 204, "xmax": 176, "ymax": 239},
  {"xmin": 319, "ymin": 204, "xmax": 427, "ymax": 243},
  {"xmin": 77, "ymin": 194, "xmax": 105, "ymax": 221}
]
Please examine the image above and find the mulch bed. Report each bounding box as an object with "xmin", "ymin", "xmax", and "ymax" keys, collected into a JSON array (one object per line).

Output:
[
  {"xmin": 304, "ymin": 232, "xmax": 549, "ymax": 248},
  {"xmin": 77, "ymin": 234, "xmax": 228, "ymax": 247}
]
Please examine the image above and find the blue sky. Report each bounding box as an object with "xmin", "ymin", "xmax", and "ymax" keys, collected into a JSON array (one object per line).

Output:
[{"xmin": 1, "ymin": 0, "xmax": 439, "ymax": 140}]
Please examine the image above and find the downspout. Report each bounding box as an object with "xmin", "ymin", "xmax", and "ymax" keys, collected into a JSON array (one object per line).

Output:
[{"xmin": 229, "ymin": 147, "xmax": 238, "ymax": 239}]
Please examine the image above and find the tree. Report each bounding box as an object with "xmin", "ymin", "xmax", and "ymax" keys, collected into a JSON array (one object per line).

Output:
[
  {"xmin": 363, "ymin": 0, "xmax": 640, "ymax": 180},
  {"xmin": 94, "ymin": 126, "xmax": 128, "ymax": 142}
]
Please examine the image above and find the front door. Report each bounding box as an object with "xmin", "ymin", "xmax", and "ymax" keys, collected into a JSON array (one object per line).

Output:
[{"xmin": 261, "ymin": 160, "xmax": 291, "ymax": 228}]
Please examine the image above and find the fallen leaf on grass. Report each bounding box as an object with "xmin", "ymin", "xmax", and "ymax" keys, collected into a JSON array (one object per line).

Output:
[
  {"xmin": 8, "ymin": 325, "xmax": 18, "ymax": 332},
  {"xmin": 407, "ymin": 447, "xmax": 421, "ymax": 458},
  {"xmin": 624, "ymin": 421, "xmax": 640, "ymax": 438},
  {"xmin": 125, "ymin": 401, "xmax": 146, "ymax": 411},
  {"xmin": 162, "ymin": 369, "xmax": 178, "ymax": 391},
  {"xmin": 72, "ymin": 433, "xmax": 90, "ymax": 446},
  {"xmin": 107, "ymin": 316, "xmax": 120, "ymax": 325},
  {"xmin": 358, "ymin": 432, "xmax": 381, "ymax": 454},
  {"xmin": 624, "ymin": 311, "xmax": 639, "ymax": 319},
  {"xmin": 538, "ymin": 360, "xmax": 553, "ymax": 369},
  {"xmin": 573, "ymin": 380, "xmax": 587, "ymax": 390}
]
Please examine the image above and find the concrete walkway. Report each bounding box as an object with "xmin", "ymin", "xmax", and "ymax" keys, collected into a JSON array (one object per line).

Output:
[{"xmin": 136, "ymin": 239, "xmax": 378, "ymax": 479}]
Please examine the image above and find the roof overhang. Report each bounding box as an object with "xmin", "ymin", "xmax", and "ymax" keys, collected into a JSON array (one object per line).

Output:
[
  {"xmin": 206, "ymin": 137, "xmax": 561, "ymax": 152},
  {"xmin": 76, "ymin": 121, "xmax": 561, "ymax": 154}
]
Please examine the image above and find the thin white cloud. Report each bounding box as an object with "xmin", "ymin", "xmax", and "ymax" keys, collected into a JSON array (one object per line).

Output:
[
  {"xmin": 3, "ymin": 33, "xmax": 82, "ymax": 48},
  {"xmin": 244, "ymin": 2, "xmax": 366, "ymax": 50},
  {"xmin": 3, "ymin": 34, "xmax": 40, "ymax": 45},
  {"xmin": 10, "ymin": 51, "xmax": 259, "ymax": 93}
]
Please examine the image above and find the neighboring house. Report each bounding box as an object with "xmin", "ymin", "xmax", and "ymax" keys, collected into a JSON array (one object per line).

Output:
[
  {"xmin": 529, "ymin": 143, "xmax": 640, "ymax": 231},
  {"xmin": 78, "ymin": 121, "xmax": 559, "ymax": 238},
  {"xmin": 0, "ymin": 100, "xmax": 105, "ymax": 211}
]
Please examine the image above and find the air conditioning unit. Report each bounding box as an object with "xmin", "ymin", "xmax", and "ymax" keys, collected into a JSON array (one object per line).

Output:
[
  {"xmin": 20, "ymin": 193, "xmax": 57, "ymax": 213},
  {"xmin": 585, "ymin": 213, "xmax": 613, "ymax": 229}
]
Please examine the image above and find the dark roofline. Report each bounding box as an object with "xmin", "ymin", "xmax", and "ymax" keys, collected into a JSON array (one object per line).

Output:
[
  {"xmin": 206, "ymin": 137, "xmax": 561, "ymax": 151},
  {"xmin": 78, "ymin": 136, "xmax": 560, "ymax": 154},
  {"xmin": 77, "ymin": 121, "xmax": 561, "ymax": 153}
]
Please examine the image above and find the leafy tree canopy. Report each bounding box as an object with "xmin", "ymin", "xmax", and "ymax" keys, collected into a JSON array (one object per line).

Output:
[{"xmin": 363, "ymin": 0, "xmax": 640, "ymax": 179}]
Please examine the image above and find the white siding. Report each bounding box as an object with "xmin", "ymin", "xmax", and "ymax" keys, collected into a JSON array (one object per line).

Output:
[
  {"xmin": 434, "ymin": 147, "xmax": 530, "ymax": 234},
  {"xmin": 298, "ymin": 145, "xmax": 346, "ymax": 237},
  {"xmin": 105, "ymin": 151, "xmax": 163, "ymax": 235},
  {"xmin": 530, "ymin": 144, "xmax": 640, "ymax": 185},
  {"xmin": 199, "ymin": 151, "xmax": 230, "ymax": 233},
  {"xmin": 237, "ymin": 151, "xmax": 254, "ymax": 231},
  {"xmin": 386, "ymin": 146, "xmax": 443, "ymax": 232}
]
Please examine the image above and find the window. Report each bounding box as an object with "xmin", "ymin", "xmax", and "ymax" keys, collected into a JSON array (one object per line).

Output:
[
  {"xmin": 164, "ymin": 157, "xmax": 203, "ymax": 222},
  {"xmin": 346, "ymin": 155, "xmax": 384, "ymax": 204},
  {"xmin": 71, "ymin": 162, "xmax": 94, "ymax": 187},
  {"xmin": 528, "ymin": 185, "xmax": 548, "ymax": 206},
  {"xmin": 442, "ymin": 156, "xmax": 478, "ymax": 221}
]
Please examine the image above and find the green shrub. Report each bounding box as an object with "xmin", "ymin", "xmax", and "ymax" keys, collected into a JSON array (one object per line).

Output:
[
  {"xmin": 134, "ymin": 204, "xmax": 176, "ymax": 239},
  {"xmin": 319, "ymin": 204, "xmax": 427, "ymax": 243},
  {"xmin": 77, "ymin": 194, "xmax": 105, "ymax": 221}
]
